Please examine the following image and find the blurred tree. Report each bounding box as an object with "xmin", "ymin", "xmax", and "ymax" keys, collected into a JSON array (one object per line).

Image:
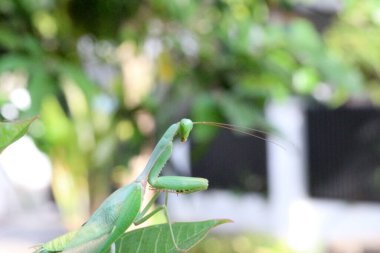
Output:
[
  {"xmin": 0, "ymin": 0, "xmax": 146, "ymax": 226},
  {"xmin": 326, "ymin": 0, "xmax": 380, "ymax": 104},
  {"xmin": 0, "ymin": 0, "xmax": 365, "ymax": 227}
]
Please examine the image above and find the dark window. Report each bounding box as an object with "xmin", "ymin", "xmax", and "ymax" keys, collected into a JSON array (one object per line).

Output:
[
  {"xmin": 307, "ymin": 107, "xmax": 380, "ymax": 202},
  {"xmin": 191, "ymin": 129, "xmax": 268, "ymax": 194}
]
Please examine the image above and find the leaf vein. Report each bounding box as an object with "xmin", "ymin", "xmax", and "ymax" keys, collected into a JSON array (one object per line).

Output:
[{"xmin": 136, "ymin": 229, "xmax": 145, "ymax": 253}]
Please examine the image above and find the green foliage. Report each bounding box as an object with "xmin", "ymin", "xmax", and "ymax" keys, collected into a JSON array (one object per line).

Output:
[
  {"xmin": 115, "ymin": 219, "xmax": 231, "ymax": 253},
  {"xmin": 137, "ymin": 1, "xmax": 364, "ymax": 129},
  {"xmin": 326, "ymin": 0, "xmax": 380, "ymax": 104},
  {"xmin": 0, "ymin": 116, "xmax": 36, "ymax": 152}
]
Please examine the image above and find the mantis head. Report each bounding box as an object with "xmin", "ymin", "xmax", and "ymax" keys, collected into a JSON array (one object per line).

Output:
[{"xmin": 179, "ymin": 118, "xmax": 193, "ymax": 142}]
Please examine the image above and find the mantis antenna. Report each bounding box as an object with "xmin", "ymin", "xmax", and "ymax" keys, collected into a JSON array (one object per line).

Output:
[{"xmin": 193, "ymin": 121, "xmax": 285, "ymax": 150}]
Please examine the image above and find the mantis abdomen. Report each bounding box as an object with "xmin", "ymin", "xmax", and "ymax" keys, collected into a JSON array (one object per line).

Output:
[{"xmin": 37, "ymin": 183, "xmax": 143, "ymax": 253}]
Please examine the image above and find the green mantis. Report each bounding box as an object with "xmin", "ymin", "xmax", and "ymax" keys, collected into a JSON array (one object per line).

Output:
[{"xmin": 34, "ymin": 118, "xmax": 209, "ymax": 253}]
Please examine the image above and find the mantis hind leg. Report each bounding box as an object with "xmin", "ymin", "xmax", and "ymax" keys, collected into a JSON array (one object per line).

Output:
[{"xmin": 134, "ymin": 192, "xmax": 185, "ymax": 252}]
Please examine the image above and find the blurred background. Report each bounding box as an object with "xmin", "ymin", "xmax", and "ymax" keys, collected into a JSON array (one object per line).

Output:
[{"xmin": 1, "ymin": 0, "xmax": 380, "ymax": 252}]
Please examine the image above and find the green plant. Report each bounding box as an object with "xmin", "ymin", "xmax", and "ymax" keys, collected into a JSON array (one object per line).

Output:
[{"xmin": 0, "ymin": 116, "xmax": 36, "ymax": 152}]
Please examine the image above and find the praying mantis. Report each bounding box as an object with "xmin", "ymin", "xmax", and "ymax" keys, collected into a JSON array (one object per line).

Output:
[
  {"xmin": 34, "ymin": 118, "xmax": 269, "ymax": 253},
  {"xmin": 34, "ymin": 119, "xmax": 208, "ymax": 253}
]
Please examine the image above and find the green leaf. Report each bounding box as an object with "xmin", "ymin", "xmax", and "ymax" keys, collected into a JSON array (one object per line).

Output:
[
  {"xmin": 0, "ymin": 54, "xmax": 30, "ymax": 73},
  {"xmin": 292, "ymin": 67, "xmax": 319, "ymax": 94},
  {"xmin": 115, "ymin": 219, "xmax": 232, "ymax": 253},
  {"xmin": 0, "ymin": 116, "xmax": 37, "ymax": 152}
]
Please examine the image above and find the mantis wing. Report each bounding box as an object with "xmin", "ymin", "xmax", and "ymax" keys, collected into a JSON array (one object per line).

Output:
[
  {"xmin": 35, "ymin": 182, "xmax": 142, "ymax": 253},
  {"xmin": 62, "ymin": 182, "xmax": 142, "ymax": 253},
  {"xmin": 35, "ymin": 232, "xmax": 110, "ymax": 253}
]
